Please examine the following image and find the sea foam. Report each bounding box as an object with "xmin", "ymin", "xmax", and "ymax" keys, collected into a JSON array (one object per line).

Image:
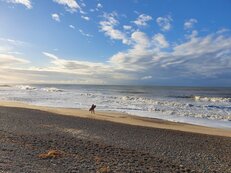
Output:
[
  {"xmin": 0, "ymin": 84, "xmax": 230, "ymax": 128},
  {"xmin": 16, "ymin": 85, "xmax": 37, "ymax": 90},
  {"xmin": 41, "ymin": 87, "xmax": 63, "ymax": 92},
  {"xmin": 193, "ymin": 96, "xmax": 231, "ymax": 102}
]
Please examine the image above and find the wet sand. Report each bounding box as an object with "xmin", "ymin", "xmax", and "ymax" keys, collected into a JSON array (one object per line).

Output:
[{"xmin": 0, "ymin": 101, "xmax": 231, "ymax": 172}]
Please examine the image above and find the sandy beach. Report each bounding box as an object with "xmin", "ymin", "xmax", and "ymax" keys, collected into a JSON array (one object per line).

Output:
[{"xmin": 0, "ymin": 101, "xmax": 231, "ymax": 172}]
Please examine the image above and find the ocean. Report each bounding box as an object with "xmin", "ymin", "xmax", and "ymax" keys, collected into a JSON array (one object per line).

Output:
[{"xmin": 0, "ymin": 84, "xmax": 230, "ymax": 129}]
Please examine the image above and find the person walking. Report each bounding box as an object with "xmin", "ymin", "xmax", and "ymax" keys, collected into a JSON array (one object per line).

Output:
[{"xmin": 89, "ymin": 104, "xmax": 96, "ymax": 114}]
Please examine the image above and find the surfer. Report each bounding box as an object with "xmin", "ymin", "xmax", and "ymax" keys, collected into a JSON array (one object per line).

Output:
[{"xmin": 89, "ymin": 104, "xmax": 96, "ymax": 114}]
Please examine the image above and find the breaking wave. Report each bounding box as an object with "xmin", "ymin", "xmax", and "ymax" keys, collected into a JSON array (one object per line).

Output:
[
  {"xmin": 117, "ymin": 95, "xmax": 231, "ymax": 121},
  {"xmin": 15, "ymin": 85, "xmax": 63, "ymax": 92},
  {"xmin": 16, "ymin": 85, "xmax": 37, "ymax": 90},
  {"xmin": 1, "ymin": 85, "xmax": 230, "ymax": 127},
  {"xmin": 193, "ymin": 96, "xmax": 231, "ymax": 103},
  {"xmin": 42, "ymin": 87, "xmax": 63, "ymax": 92}
]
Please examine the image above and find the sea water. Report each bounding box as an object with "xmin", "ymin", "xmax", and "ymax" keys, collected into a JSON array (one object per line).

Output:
[{"xmin": 0, "ymin": 84, "xmax": 230, "ymax": 129}]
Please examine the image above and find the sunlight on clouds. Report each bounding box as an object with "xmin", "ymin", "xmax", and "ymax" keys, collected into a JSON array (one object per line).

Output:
[
  {"xmin": 81, "ymin": 15, "xmax": 90, "ymax": 21},
  {"xmin": 1, "ymin": 1, "xmax": 231, "ymax": 85},
  {"xmin": 131, "ymin": 31, "xmax": 149, "ymax": 48},
  {"xmin": 156, "ymin": 32, "xmax": 231, "ymax": 78},
  {"xmin": 51, "ymin": 13, "xmax": 60, "ymax": 22},
  {"xmin": 99, "ymin": 12, "xmax": 131, "ymax": 45},
  {"xmin": 53, "ymin": 0, "xmax": 80, "ymax": 13},
  {"xmin": 37, "ymin": 52, "xmax": 137, "ymax": 83},
  {"xmin": 0, "ymin": 38, "xmax": 29, "ymax": 62},
  {"xmin": 156, "ymin": 15, "xmax": 172, "ymax": 31},
  {"xmin": 97, "ymin": 3, "xmax": 103, "ymax": 8},
  {"xmin": 0, "ymin": 38, "xmax": 27, "ymax": 46},
  {"xmin": 152, "ymin": 33, "xmax": 169, "ymax": 48},
  {"xmin": 173, "ymin": 32, "xmax": 231, "ymax": 57},
  {"xmin": 6, "ymin": 0, "xmax": 32, "ymax": 9},
  {"xmin": 110, "ymin": 28, "xmax": 231, "ymax": 80},
  {"xmin": 0, "ymin": 45, "xmax": 12, "ymax": 53},
  {"xmin": 110, "ymin": 31, "xmax": 168, "ymax": 70},
  {"xmin": 1, "ymin": 29, "xmax": 231, "ymax": 84},
  {"xmin": 110, "ymin": 31, "xmax": 154, "ymax": 71},
  {"xmin": 123, "ymin": 25, "xmax": 132, "ymax": 30},
  {"xmin": 0, "ymin": 54, "xmax": 29, "ymax": 68},
  {"xmin": 133, "ymin": 14, "xmax": 152, "ymax": 26},
  {"xmin": 78, "ymin": 29, "xmax": 93, "ymax": 37},
  {"xmin": 42, "ymin": 52, "xmax": 111, "ymax": 75},
  {"xmin": 216, "ymin": 28, "xmax": 230, "ymax": 34},
  {"xmin": 69, "ymin": 25, "xmax": 75, "ymax": 29},
  {"xmin": 184, "ymin": 18, "xmax": 198, "ymax": 30},
  {"xmin": 141, "ymin": 76, "xmax": 152, "ymax": 80}
]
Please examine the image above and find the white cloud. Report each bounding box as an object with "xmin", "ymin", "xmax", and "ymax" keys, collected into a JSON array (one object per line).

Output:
[
  {"xmin": 95, "ymin": 3, "xmax": 103, "ymax": 11},
  {"xmin": 6, "ymin": 0, "xmax": 32, "ymax": 9},
  {"xmin": 110, "ymin": 31, "xmax": 168, "ymax": 71},
  {"xmin": 51, "ymin": 13, "xmax": 60, "ymax": 22},
  {"xmin": 0, "ymin": 37, "xmax": 26, "ymax": 46},
  {"xmin": 184, "ymin": 18, "xmax": 198, "ymax": 30},
  {"xmin": 110, "ymin": 31, "xmax": 154, "ymax": 71},
  {"xmin": 152, "ymin": 33, "xmax": 169, "ymax": 48},
  {"xmin": 81, "ymin": 15, "xmax": 90, "ymax": 21},
  {"xmin": 131, "ymin": 31, "xmax": 149, "ymax": 48},
  {"xmin": 155, "ymin": 33, "xmax": 231, "ymax": 79},
  {"xmin": 0, "ymin": 37, "xmax": 29, "ymax": 55},
  {"xmin": 185, "ymin": 30, "xmax": 198, "ymax": 40},
  {"xmin": 69, "ymin": 25, "xmax": 75, "ymax": 29},
  {"xmin": 109, "ymin": 28, "xmax": 231, "ymax": 82},
  {"xmin": 133, "ymin": 14, "xmax": 152, "ymax": 26},
  {"xmin": 123, "ymin": 25, "xmax": 132, "ymax": 30},
  {"xmin": 141, "ymin": 75, "xmax": 152, "ymax": 80},
  {"xmin": 7, "ymin": 51, "xmax": 22, "ymax": 55},
  {"xmin": 97, "ymin": 3, "xmax": 103, "ymax": 8},
  {"xmin": 173, "ymin": 33, "xmax": 231, "ymax": 58},
  {"xmin": 216, "ymin": 28, "xmax": 230, "ymax": 34},
  {"xmin": 1, "ymin": 24, "xmax": 231, "ymax": 85},
  {"xmin": 99, "ymin": 12, "xmax": 131, "ymax": 45},
  {"xmin": 53, "ymin": 0, "xmax": 80, "ymax": 13},
  {"xmin": 40, "ymin": 52, "xmax": 135, "ymax": 83},
  {"xmin": 43, "ymin": 52, "xmax": 105, "ymax": 70},
  {"xmin": 156, "ymin": 15, "xmax": 172, "ymax": 31},
  {"xmin": 0, "ymin": 54, "xmax": 29, "ymax": 68},
  {"xmin": 78, "ymin": 29, "xmax": 93, "ymax": 37}
]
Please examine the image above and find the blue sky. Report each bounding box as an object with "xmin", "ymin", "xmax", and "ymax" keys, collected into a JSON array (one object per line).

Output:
[{"xmin": 0, "ymin": 0, "xmax": 231, "ymax": 86}]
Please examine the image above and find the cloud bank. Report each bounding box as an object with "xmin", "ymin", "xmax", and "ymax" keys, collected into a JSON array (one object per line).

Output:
[
  {"xmin": 1, "ymin": 4, "xmax": 231, "ymax": 86},
  {"xmin": 2, "ymin": 28, "xmax": 231, "ymax": 85}
]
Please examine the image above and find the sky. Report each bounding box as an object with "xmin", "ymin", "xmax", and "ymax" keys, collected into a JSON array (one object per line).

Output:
[{"xmin": 0, "ymin": 0, "xmax": 231, "ymax": 86}]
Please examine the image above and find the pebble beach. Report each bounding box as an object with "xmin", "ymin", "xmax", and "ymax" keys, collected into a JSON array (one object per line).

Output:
[{"xmin": 0, "ymin": 103, "xmax": 231, "ymax": 173}]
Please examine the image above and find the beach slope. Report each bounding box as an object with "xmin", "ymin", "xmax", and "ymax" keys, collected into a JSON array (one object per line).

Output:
[{"xmin": 0, "ymin": 102, "xmax": 231, "ymax": 172}]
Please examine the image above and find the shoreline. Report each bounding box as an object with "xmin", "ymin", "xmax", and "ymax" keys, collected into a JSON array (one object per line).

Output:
[
  {"xmin": 1, "ymin": 101, "xmax": 231, "ymax": 172},
  {"xmin": 0, "ymin": 101, "xmax": 230, "ymax": 137}
]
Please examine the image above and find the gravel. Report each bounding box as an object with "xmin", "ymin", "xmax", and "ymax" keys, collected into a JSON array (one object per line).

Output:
[{"xmin": 0, "ymin": 106, "xmax": 230, "ymax": 173}]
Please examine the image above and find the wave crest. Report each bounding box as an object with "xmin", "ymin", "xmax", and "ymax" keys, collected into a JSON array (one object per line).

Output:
[
  {"xmin": 16, "ymin": 85, "xmax": 36, "ymax": 90},
  {"xmin": 193, "ymin": 96, "xmax": 231, "ymax": 102},
  {"xmin": 42, "ymin": 87, "xmax": 63, "ymax": 92}
]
